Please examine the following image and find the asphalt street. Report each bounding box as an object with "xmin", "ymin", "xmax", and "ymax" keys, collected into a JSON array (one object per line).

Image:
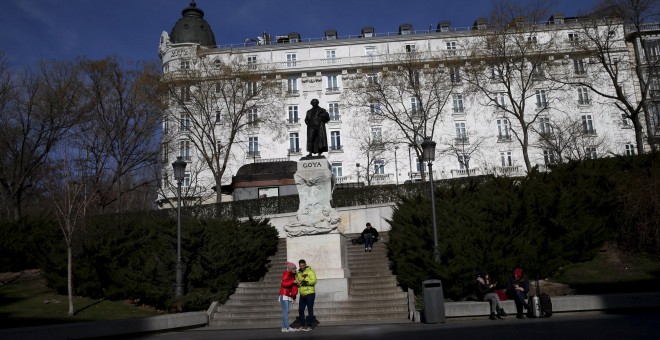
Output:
[{"xmin": 128, "ymin": 311, "xmax": 660, "ymax": 340}]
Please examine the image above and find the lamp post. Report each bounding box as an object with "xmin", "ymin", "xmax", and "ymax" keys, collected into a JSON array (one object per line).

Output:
[
  {"xmin": 394, "ymin": 146, "xmax": 399, "ymax": 185},
  {"xmin": 421, "ymin": 137, "xmax": 440, "ymax": 263},
  {"xmin": 356, "ymin": 163, "xmax": 361, "ymax": 185},
  {"xmin": 171, "ymin": 156, "xmax": 187, "ymax": 297}
]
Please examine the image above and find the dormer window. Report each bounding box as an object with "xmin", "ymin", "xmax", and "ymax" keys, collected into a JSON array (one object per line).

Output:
[
  {"xmin": 399, "ymin": 24, "xmax": 413, "ymax": 35},
  {"xmin": 324, "ymin": 29, "xmax": 338, "ymax": 40}
]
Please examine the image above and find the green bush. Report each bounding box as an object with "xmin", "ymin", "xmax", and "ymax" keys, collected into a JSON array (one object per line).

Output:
[
  {"xmin": 0, "ymin": 217, "xmax": 57, "ymax": 272},
  {"xmin": 41, "ymin": 213, "xmax": 278, "ymax": 311},
  {"xmin": 387, "ymin": 155, "xmax": 641, "ymax": 300}
]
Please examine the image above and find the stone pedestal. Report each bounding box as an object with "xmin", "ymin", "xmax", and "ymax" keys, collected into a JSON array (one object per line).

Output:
[{"xmin": 285, "ymin": 156, "xmax": 349, "ymax": 301}]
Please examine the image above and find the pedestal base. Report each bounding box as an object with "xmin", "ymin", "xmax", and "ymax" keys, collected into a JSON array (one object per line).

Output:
[{"xmin": 287, "ymin": 233, "xmax": 350, "ymax": 301}]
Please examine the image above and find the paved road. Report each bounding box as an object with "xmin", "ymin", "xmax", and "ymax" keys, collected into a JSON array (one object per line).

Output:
[{"xmin": 129, "ymin": 311, "xmax": 660, "ymax": 340}]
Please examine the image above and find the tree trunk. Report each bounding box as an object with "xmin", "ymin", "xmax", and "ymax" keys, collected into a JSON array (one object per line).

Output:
[{"xmin": 67, "ymin": 243, "xmax": 74, "ymax": 316}]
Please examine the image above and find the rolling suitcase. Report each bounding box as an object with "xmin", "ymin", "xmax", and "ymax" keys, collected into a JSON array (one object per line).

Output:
[{"xmin": 528, "ymin": 295, "xmax": 541, "ymax": 318}]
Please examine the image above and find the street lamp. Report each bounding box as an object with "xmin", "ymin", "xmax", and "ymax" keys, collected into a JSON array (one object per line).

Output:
[
  {"xmin": 356, "ymin": 163, "xmax": 361, "ymax": 185},
  {"xmin": 171, "ymin": 156, "xmax": 187, "ymax": 297},
  {"xmin": 421, "ymin": 137, "xmax": 440, "ymax": 264}
]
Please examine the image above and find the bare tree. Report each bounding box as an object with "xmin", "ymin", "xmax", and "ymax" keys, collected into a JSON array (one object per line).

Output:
[
  {"xmin": 558, "ymin": 0, "xmax": 660, "ymax": 153},
  {"xmin": 43, "ymin": 142, "xmax": 98, "ymax": 316},
  {"xmin": 161, "ymin": 54, "xmax": 284, "ymax": 204},
  {"xmin": 344, "ymin": 48, "xmax": 455, "ymax": 181},
  {"xmin": 439, "ymin": 130, "xmax": 488, "ymax": 177},
  {"xmin": 463, "ymin": 0, "xmax": 564, "ymax": 173},
  {"xmin": 348, "ymin": 118, "xmax": 399, "ymax": 185},
  {"xmin": 0, "ymin": 58, "xmax": 88, "ymax": 220},
  {"xmin": 78, "ymin": 56, "xmax": 163, "ymax": 214}
]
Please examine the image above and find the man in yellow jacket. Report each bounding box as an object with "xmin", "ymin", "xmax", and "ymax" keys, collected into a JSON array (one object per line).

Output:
[{"xmin": 296, "ymin": 259, "xmax": 317, "ymax": 331}]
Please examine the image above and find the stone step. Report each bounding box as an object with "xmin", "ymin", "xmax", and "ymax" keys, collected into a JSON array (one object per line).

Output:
[
  {"xmin": 349, "ymin": 276, "xmax": 398, "ymax": 284},
  {"xmin": 349, "ymin": 286, "xmax": 405, "ymax": 295},
  {"xmin": 232, "ymin": 280, "xmax": 402, "ymax": 295},
  {"xmin": 350, "ymin": 280, "xmax": 400, "ymax": 289},
  {"xmin": 210, "ymin": 311, "xmax": 408, "ymax": 326},
  {"xmin": 217, "ymin": 299, "xmax": 408, "ymax": 312},
  {"xmin": 214, "ymin": 305, "xmax": 408, "ymax": 319},
  {"xmin": 223, "ymin": 291, "xmax": 407, "ymax": 305}
]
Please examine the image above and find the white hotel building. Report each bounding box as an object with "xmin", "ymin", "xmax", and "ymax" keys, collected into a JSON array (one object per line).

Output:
[{"xmin": 158, "ymin": 2, "xmax": 646, "ymax": 204}]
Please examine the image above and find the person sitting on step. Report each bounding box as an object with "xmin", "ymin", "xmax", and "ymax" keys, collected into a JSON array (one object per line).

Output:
[{"xmin": 361, "ymin": 222, "xmax": 379, "ymax": 252}]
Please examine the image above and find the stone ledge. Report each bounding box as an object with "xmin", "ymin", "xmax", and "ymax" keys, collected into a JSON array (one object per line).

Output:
[
  {"xmin": 0, "ymin": 311, "xmax": 208, "ymax": 340},
  {"xmin": 443, "ymin": 292, "xmax": 660, "ymax": 318}
]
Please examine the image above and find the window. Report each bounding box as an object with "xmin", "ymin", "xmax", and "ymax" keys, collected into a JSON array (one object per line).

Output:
[
  {"xmin": 455, "ymin": 122, "xmax": 467, "ymax": 142},
  {"xmin": 162, "ymin": 142, "xmax": 168, "ymax": 162},
  {"xmin": 330, "ymin": 131, "xmax": 342, "ymax": 150},
  {"xmin": 532, "ymin": 64, "xmax": 544, "ymax": 79},
  {"xmin": 247, "ymin": 55, "xmax": 257, "ymax": 70},
  {"xmin": 248, "ymin": 137, "xmax": 259, "ymax": 156},
  {"xmin": 286, "ymin": 53, "xmax": 297, "ymax": 67},
  {"xmin": 409, "ymin": 70, "xmax": 420, "ymax": 86},
  {"xmin": 370, "ymin": 103, "xmax": 381, "ymax": 115},
  {"xmin": 246, "ymin": 81, "xmax": 257, "ymax": 96},
  {"xmin": 365, "ymin": 46, "xmax": 377, "ymax": 57},
  {"xmin": 577, "ymin": 87, "xmax": 590, "ymax": 105},
  {"xmin": 496, "ymin": 92, "xmax": 507, "ymax": 109},
  {"xmin": 535, "ymin": 89, "xmax": 548, "ymax": 108},
  {"xmin": 543, "ymin": 149, "xmax": 556, "ymax": 164},
  {"xmin": 646, "ymin": 40, "xmax": 660, "ymax": 63},
  {"xmin": 287, "ymin": 78, "xmax": 298, "ymax": 95},
  {"xmin": 446, "ymin": 41, "xmax": 457, "ymax": 55},
  {"xmin": 374, "ymin": 159, "xmax": 385, "ymax": 174},
  {"xmin": 332, "ymin": 162, "xmax": 343, "ymax": 177},
  {"xmin": 585, "ymin": 147, "xmax": 597, "ymax": 159},
  {"xmin": 458, "ymin": 154, "xmax": 469, "ymax": 170},
  {"xmin": 497, "ymin": 119, "xmax": 511, "ymax": 140},
  {"xmin": 287, "ymin": 105, "xmax": 298, "ymax": 124},
  {"xmin": 491, "ymin": 65, "xmax": 506, "ymax": 81},
  {"xmin": 179, "ymin": 140, "xmax": 191, "ymax": 161},
  {"xmin": 163, "ymin": 118, "xmax": 169, "ymax": 134},
  {"xmin": 327, "ymin": 75, "xmax": 339, "ymax": 92},
  {"xmin": 500, "ymin": 151, "xmax": 513, "ymax": 167},
  {"xmin": 568, "ymin": 32, "xmax": 579, "ymax": 43},
  {"xmin": 180, "ymin": 60, "xmax": 191, "ymax": 70},
  {"xmin": 215, "ymin": 110, "xmax": 222, "ymax": 125},
  {"xmin": 621, "ymin": 114, "xmax": 630, "ymax": 127},
  {"xmin": 325, "ymin": 50, "xmax": 337, "ymax": 64},
  {"xmin": 180, "ymin": 113, "xmax": 190, "ymax": 131},
  {"xmin": 652, "ymin": 103, "xmax": 660, "ymax": 132},
  {"xmin": 624, "ymin": 144, "xmax": 635, "ymax": 156},
  {"xmin": 366, "ymin": 73, "xmax": 377, "ymax": 85},
  {"xmin": 247, "ymin": 109, "xmax": 258, "ymax": 126},
  {"xmin": 289, "ymin": 133, "xmax": 300, "ymax": 154},
  {"xmin": 179, "ymin": 86, "xmax": 191, "ymax": 101},
  {"xmin": 410, "ymin": 97, "xmax": 420, "ymax": 115},
  {"xmin": 452, "ymin": 94, "xmax": 464, "ymax": 113},
  {"xmin": 574, "ymin": 58, "xmax": 586, "ymax": 74},
  {"xmin": 539, "ymin": 117, "xmax": 552, "ymax": 135},
  {"xmin": 182, "ymin": 172, "xmax": 191, "ymax": 187},
  {"xmin": 450, "ymin": 67, "xmax": 461, "ymax": 83},
  {"xmin": 528, "ymin": 35, "xmax": 537, "ymax": 44},
  {"xmin": 405, "ymin": 44, "xmax": 416, "ymax": 52},
  {"xmin": 328, "ymin": 102, "xmax": 340, "ymax": 121},
  {"xmin": 371, "ymin": 127, "xmax": 382, "ymax": 144},
  {"xmin": 582, "ymin": 114, "xmax": 595, "ymax": 134}
]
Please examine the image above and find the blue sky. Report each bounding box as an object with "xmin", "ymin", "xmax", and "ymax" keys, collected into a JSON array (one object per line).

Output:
[{"xmin": 0, "ymin": 0, "xmax": 601, "ymax": 68}]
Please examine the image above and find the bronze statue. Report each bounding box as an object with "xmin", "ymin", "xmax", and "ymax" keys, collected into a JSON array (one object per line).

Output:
[{"xmin": 305, "ymin": 99, "xmax": 329, "ymax": 156}]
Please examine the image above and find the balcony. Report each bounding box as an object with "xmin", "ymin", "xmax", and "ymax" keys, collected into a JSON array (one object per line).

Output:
[
  {"xmin": 454, "ymin": 136, "xmax": 470, "ymax": 144},
  {"xmin": 495, "ymin": 165, "xmax": 522, "ymax": 176},
  {"xmin": 408, "ymin": 171, "xmax": 438, "ymax": 181},
  {"xmin": 536, "ymin": 102, "xmax": 549, "ymax": 109},
  {"xmin": 288, "ymin": 148, "xmax": 302, "ymax": 155},
  {"xmin": 584, "ymin": 128, "xmax": 598, "ymax": 136},
  {"xmin": 247, "ymin": 151, "xmax": 260, "ymax": 157},
  {"xmin": 497, "ymin": 134, "xmax": 513, "ymax": 142},
  {"xmin": 453, "ymin": 107, "xmax": 465, "ymax": 114},
  {"xmin": 286, "ymin": 90, "xmax": 300, "ymax": 96},
  {"xmin": 334, "ymin": 175, "xmax": 351, "ymax": 184},
  {"xmin": 287, "ymin": 118, "xmax": 300, "ymax": 125},
  {"xmin": 372, "ymin": 173, "xmax": 394, "ymax": 183},
  {"xmin": 326, "ymin": 87, "xmax": 340, "ymax": 94},
  {"xmin": 321, "ymin": 58, "xmax": 342, "ymax": 65},
  {"xmin": 329, "ymin": 114, "xmax": 341, "ymax": 122},
  {"xmin": 450, "ymin": 168, "xmax": 478, "ymax": 177},
  {"xmin": 330, "ymin": 145, "xmax": 343, "ymax": 152},
  {"xmin": 578, "ymin": 99, "xmax": 591, "ymax": 105}
]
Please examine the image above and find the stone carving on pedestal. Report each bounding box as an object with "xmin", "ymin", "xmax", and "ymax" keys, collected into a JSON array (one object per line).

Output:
[{"xmin": 284, "ymin": 156, "xmax": 340, "ymax": 237}]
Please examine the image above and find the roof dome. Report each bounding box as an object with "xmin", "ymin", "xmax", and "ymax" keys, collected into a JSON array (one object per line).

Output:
[{"xmin": 169, "ymin": 1, "xmax": 216, "ymax": 47}]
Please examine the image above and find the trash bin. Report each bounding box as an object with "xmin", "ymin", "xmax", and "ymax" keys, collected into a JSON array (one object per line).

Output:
[{"xmin": 422, "ymin": 279, "xmax": 445, "ymax": 323}]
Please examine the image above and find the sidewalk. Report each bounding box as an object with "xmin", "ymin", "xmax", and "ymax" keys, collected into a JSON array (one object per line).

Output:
[{"xmin": 1, "ymin": 292, "xmax": 659, "ymax": 340}]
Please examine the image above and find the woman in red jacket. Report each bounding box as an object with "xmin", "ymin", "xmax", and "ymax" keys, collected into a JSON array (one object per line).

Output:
[{"xmin": 279, "ymin": 262, "xmax": 299, "ymax": 332}]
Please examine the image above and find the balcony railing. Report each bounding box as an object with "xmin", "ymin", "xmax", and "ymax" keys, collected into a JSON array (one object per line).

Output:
[
  {"xmin": 451, "ymin": 168, "xmax": 478, "ymax": 177},
  {"xmin": 455, "ymin": 136, "xmax": 470, "ymax": 144},
  {"xmin": 287, "ymin": 90, "xmax": 300, "ymax": 96},
  {"xmin": 288, "ymin": 148, "xmax": 301, "ymax": 155},
  {"xmin": 330, "ymin": 145, "xmax": 343, "ymax": 152},
  {"xmin": 453, "ymin": 107, "xmax": 465, "ymax": 113},
  {"xmin": 334, "ymin": 175, "xmax": 351, "ymax": 184},
  {"xmin": 247, "ymin": 151, "xmax": 261, "ymax": 157},
  {"xmin": 495, "ymin": 165, "xmax": 522, "ymax": 176},
  {"xmin": 372, "ymin": 173, "xmax": 394, "ymax": 182},
  {"xmin": 578, "ymin": 99, "xmax": 591, "ymax": 105},
  {"xmin": 329, "ymin": 114, "xmax": 341, "ymax": 122},
  {"xmin": 326, "ymin": 87, "xmax": 340, "ymax": 93},
  {"xmin": 408, "ymin": 171, "xmax": 438, "ymax": 181},
  {"xmin": 287, "ymin": 118, "xmax": 300, "ymax": 124},
  {"xmin": 498, "ymin": 134, "xmax": 512, "ymax": 142},
  {"xmin": 584, "ymin": 128, "xmax": 598, "ymax": 136},
  {"xmin": 321, "ymin": 58, "xmax": 342, "ymax": 65}
]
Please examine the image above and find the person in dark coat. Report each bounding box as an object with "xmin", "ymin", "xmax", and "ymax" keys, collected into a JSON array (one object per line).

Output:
[
  {"xmin": 360, "ymin": 222, "xmax": 379, "ymax": 252},
  {"xmin": 506, "ymin": 267, "xmax": 530, "ymax": 319},
  {"xmin": 305, "ymin": 99, "xmax": 329, "ymax": 156},
  {"xmin": 476, "ymin": 269, "xmax": 507, "ymax": 320}
]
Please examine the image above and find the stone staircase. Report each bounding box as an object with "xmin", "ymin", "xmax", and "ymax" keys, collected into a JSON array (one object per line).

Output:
[{"xmin": 209, "ymin": 232, "xmax": 410, "ymax": 328}]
